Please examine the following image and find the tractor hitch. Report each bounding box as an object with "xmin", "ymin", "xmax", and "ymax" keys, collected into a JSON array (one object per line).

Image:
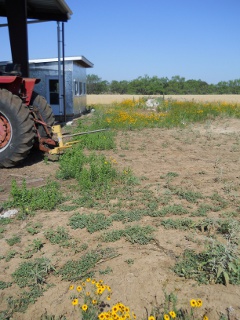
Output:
[{"xmin": 49, "ymin": 125, "xmax": 108, "ymax": 155}]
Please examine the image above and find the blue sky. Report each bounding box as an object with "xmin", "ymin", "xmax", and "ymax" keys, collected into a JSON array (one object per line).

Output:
[{"xmin": 1, "ymin": 0, "xmax": 240, "ymax": 84}]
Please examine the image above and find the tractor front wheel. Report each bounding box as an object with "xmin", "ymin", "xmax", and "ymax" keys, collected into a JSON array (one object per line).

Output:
[
  {"xmin": 0, "ymin": 89, "xmax": 34, "ymax": 168},
  {"xmin": 30, "ymin": 92, "xmax": 55, "ymax": 138}
]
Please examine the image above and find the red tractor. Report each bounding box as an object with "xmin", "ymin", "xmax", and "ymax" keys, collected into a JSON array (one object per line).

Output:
[
  {"xmin": 0, "ymin": 65, "xmax": 56, "ymax": 167},
  {"xmin": 0, "ymin": 0, "xmax": 72, "ymax": 167}
]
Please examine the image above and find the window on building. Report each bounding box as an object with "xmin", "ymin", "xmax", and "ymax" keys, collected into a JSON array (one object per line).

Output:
[
  {"xmin": 74, "ymin": 81, "xmax": 78, "ymax": 95},
  {"xmin": 83, "ymin": 83, "xmax": 86, "ymax": 94},
  {"xmin": 49, "ymin": 79, "xmax": 59, "ymax": 105},
  {"xmin": 79, "ymin": 82, "xmax": 82, "ymax": 95}
]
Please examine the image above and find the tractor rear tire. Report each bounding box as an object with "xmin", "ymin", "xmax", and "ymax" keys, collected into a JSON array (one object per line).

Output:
[
  {"xmin": 30, "ymin": 92, "xmax": 55, "ymax": 138},
  {"xmin": 0, "ymin": 89, "xmax": 35, "ymax": 168}
]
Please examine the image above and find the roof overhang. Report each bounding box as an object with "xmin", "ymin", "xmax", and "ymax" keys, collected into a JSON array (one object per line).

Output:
[
  {"xmin": 29, "ymin": 56, "xmax": 94, "ymax": 68},
  {"xmin": 0, "ymin": 0, "xmax": 72, "ymax": 22}
]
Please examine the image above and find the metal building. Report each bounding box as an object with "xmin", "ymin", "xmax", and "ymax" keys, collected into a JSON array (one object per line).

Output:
[{"xmin": 29, "ymin": 56, "xmax": 93, "ymax": 120}]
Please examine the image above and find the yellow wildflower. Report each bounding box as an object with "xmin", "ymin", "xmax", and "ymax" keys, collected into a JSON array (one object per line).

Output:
[
  {"xmin": 125, "ymin": 306, "xmax": 130, "ymax": 313},
  {"xmin": 164, "ymin": 315, "xmax": 170, "ymax": 320},
  {"xmin": 72, "ymin": 298, "xmax": 78, "ymax": 306},
  {"xmin": 82, "ymin": 304, "xmax": 88, "ymax": 311},
  {"xmin": 76, "ymin": 285, "xmax": 82, "ymax": 292},
  {"xmin": 97, "ymin": 288, "xmax": 104, "ymax": 295},
  {"xmin": 86, "ymin": 291, "xmax": 90, "ymax": 296},
  {"xmin": 107, "ymin": 295, "xmax": 111, "ymax": 300},
  {"xmin": 98, "ymin": 313, "xmax": 105, "ymax": 320},
  {"xmin": 197, "ymin": 299, "xmax": 203, "ymax": 307},
  {"xmin": 86, "ymin": 278, "xmax": 91, "ymax": 282},
  {"xmin": 112, "ymin": 305, "xmax": 119, "ymax": 313},
  {"xmin": 203, "ymin": 316, "xmax": 208, "ymax": 320},
  {"xmin": 149, "ymin": 316, "xmax": 155, "ymax": 320},
  {"xmin": 69, "ymin": 285, "xmax": 74, "ymax": 290},
  {"xmin": 92, "ymin": 299, "xmax": 97, "ymax": 304},
  {"xmin": 169, "ymin": 311, "xmax": 176, "ymax": 318},
  {"xmin": 190, "ymin": 299, "xmax": 197, "ymax": 307}
]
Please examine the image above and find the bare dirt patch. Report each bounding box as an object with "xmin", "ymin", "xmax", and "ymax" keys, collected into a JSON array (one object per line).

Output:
[{"xmin": 0, "ymin": 117, "xmax": 240, "ymax": 320}]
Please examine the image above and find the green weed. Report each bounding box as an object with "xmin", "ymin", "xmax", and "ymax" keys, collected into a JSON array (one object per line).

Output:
[
  {"xmin": 24, "ymin": 239, "xmax": 44, "ymax": 257},
  {"xmin": 6, "ymin": 235, "xmax": 21, "ymax": 246},
  {"xmin": 69, "ymin": 212, "xmax": 112, "ymax": 233},
  {"xmin": 174, "ymin": 240, "xmax": 240, "ymax": 285},
  {"xmin": 59, "ymin": 248, "xmax": 117, "ymax": 281},
  {"xmin": 161, "ymin": 218, "xmax": 195, "ymax": 230},
  {"xmin": 5, "ymin": 250, "xmax": 17, "ymax": 262},
  {"xmin": 26, "ymin": 222, "xmax": 43, "ymax": 235},
  {"xmin": 0, "ymin": 217, "xmax": 11, "ymax": 225},
  {"xmin": 0, "ymin": 280, "xmax": 12, "ymax": 290},
  {"xmin": 4, "ymin": 179, "xmax": 63, "ymax": 211},
  {"xmin": 12, "ymin": 257, "xmax": 56, "ymax": 288},
  {"xmin": 171, "ymin": 187, "xmax": 203, "ymax": 203},
  {"xmin": 44, "ymin": 227, "xmax": 70, "ymax": 247},
  {"xmin": 102, "ymin": 225, "xmax": 155, "ymax": 245}
]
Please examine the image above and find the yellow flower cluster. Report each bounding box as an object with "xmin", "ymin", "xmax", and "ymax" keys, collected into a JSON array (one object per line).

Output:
[
  {"xmin": 190, "ymin": 299, "xmax": 203, "ymax": 308},
  {"xmin": 69, "ymin": 279, "xmax": 112, "ymax": 308},
  {"xmin": 98, "ymin": 302, "xmax": 136, "ymax": 319},
  {"xmin": 117, "ymin": 98, "xmax": 145, "ymax": 109},
  {"xmin": 163, "ymin": 310, "xmax": 177, "ymax": 319},
  {"xmin": 69, "ymin": 279, "xmax": 136, "ymax": 319}
]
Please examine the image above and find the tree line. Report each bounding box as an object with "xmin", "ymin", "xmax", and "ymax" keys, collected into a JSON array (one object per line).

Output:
[{"xmin": 87, "ymin": 74, "xmax": 240, "ymax": 95}]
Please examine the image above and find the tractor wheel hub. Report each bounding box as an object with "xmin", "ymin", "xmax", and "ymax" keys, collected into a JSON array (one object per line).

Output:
[{"xmin": 0, "ymin": 113, "xmax": 11, "ymax": 149}]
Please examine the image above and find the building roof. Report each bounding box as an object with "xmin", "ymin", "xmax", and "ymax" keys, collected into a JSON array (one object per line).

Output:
[
  {"xmin": 0, "ymin": 56, "xmax": 94, "ymax": 68},
  {"xmin": 0, "ymin": 0, "xmax": 72, "ymax": 22},
  {"xmin": 29, "ymin": 56, "xmax": 94, "ymax": 68}
]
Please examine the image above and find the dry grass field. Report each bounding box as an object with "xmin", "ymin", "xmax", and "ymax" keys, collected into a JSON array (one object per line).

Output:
[{"xmin": 87, "ymin": 94, "xmax": 240, "ymax": 105}]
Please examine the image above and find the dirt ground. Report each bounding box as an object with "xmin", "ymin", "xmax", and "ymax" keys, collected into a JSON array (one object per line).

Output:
[{"xmin": 0, "ymin": 116, "xmax": 240, "ymax": 320}]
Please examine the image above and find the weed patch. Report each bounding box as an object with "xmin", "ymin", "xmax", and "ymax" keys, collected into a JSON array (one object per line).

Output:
[{"xmin": 4, "ymin": 180, "xmax": 63, "ymax": 211}]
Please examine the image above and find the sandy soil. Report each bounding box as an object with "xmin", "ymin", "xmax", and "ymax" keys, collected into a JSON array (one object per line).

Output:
[
  {"xmin": 0, "ymin": 117, "xmax": 240, "ymax": 320},
  {"xmin": 87, "ymin": 94, "xmax": 240, "ymax": 105}
]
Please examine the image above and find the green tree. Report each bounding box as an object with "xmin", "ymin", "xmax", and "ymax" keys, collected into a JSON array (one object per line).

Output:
[{"xmin": 87, "ymin": 74, "xmax": 109, "ymax": 94}]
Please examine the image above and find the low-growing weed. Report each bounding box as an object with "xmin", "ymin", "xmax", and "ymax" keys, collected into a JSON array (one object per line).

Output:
[
  {"xmin": 69, "ymin": 212, "xmax": 112, "ymax": 233},
  {"xmin": 102, "ymin": 225, "xmax": 155, "ymax": 245},
  {"xmin": 0, "ymin": 280, "xmax": 12, "ymax": 290},
  {"xmin": 174, "ymin": 240, "xmax": 240, "ymax": 285},
  {"xmin": 0, "ymin": 217, "xmax": 11, "ymax": 229},
  {"xmin": 161, "ymin": 218, "xmax": 195, "ymax": 230},
  {"xmin": 59, "ymin": 248, "xmax": 117, "ymax": 281},
  {"xmin": 23, "ymin": 240, "xmax": 47, "ymax": 259},
  {"xmin": 26, "ymin": 222, "xmax": 43, "ymax": 235},
  {"xmin": 12, "ymin": 257, "xmax": 56, "ymax": 288},
  {"xmin": 44, "ymin": 227, "xmax": 70, "ymax": 247},
  {"xmin": 111, "ymin": 209, "xmax": 144, "ymax": 223},
  {"xmin": 4, "ymin": 179, "xmax": 63, "ymax": 211},
  {"xmin": 6, "ymin": 235, "xmax": 21, "ymax": 246},
  {"xmin": 0, "ymin": 226, "xmax": 5, "ymax": 234},
  {"xmin": 5, "ymin": 250, "xmax": 17, "ymax": 262},
  {"xmin": 171, "ymin": 187, "xmax": 203, "ymax": 203},
  {"xmin": 99, "ymin": 266, "xmax": 113, "ymax": 275}
]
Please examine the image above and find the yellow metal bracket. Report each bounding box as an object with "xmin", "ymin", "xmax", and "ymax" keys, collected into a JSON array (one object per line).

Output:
[{"xmin": 49, "ymin": 124, "xmax": 108, "ymax": 155}]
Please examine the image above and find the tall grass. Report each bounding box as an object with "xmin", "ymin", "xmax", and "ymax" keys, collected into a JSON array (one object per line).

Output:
[{"xmin": 92, "ymin": 98, "xmax": 240, "ymax": 129}]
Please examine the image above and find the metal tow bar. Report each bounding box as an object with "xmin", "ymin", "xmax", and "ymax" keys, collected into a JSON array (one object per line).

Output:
[{"xmin": 49, "ymin": 125, "xmax": 108, "ymax": 155}]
